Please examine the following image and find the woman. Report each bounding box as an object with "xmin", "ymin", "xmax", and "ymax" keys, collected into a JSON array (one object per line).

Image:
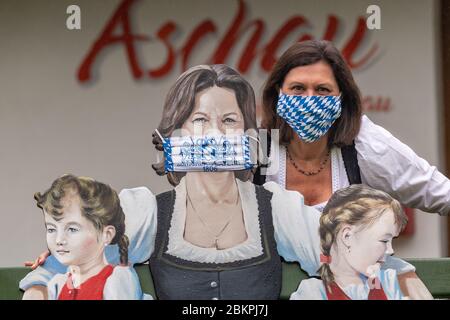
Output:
[
  {"xmin": 21, "ymin": 65, "xmax": 416, "ymax": 300},
  {"xmin": 255, "ymin": 40, "xmax": 450, "ymax": 215}
]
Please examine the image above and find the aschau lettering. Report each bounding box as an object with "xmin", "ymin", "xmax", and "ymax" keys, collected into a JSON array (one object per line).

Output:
[{"xmin": 78, "ymin": 0, "xmax": 378, "ymax": 83}]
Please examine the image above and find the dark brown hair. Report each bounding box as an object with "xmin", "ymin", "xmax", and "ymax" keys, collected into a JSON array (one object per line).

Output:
[
  {"xmin": 261, "ymin": 40, "xmax": 362, "ymax": 147},
  {"xmin": 152, "ymin": 64, "xmax": 258, "ymax": 186},
  {"xmin": 35, "ymin": 174, "xmax": 129, "ymax": 265}
]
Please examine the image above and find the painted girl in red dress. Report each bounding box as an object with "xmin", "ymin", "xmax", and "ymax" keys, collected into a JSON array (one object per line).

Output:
[
  {"xmin": 34, "ymin": 174, "xmax": 143, "ymax": 300},
  {"xmin": 291, "ymin": 184, "xmax": 409, "ymax": 300}
]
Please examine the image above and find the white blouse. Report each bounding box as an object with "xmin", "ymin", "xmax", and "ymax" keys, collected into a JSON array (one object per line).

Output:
[
  {"xmin": 266, "ymin": 146, "xmax": 349, "ymax": 213},
  {"xmin": 166, "ymin": 177, "xmax": 264, "ymax": 264},
  {"xmin": 266, "ymin": 115, "xmax": 450, "ymax": 215},
  {"xmin": 290, "ymin": 268, "xmax": 404, "ymax": 300}
]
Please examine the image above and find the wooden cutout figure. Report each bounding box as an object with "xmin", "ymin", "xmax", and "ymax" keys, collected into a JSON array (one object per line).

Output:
[{"xmin": 20, "ymin": 65, "xmax": 424, "ymax": 300}]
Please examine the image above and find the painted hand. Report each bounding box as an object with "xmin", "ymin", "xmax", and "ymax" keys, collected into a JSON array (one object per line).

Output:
[
  {"xmin": 24, "ymin": 250, "xmax": 50, "ymax": 270},
  {"xmin": 398, "ymin": 271, "xmax": 433, "ymax": 300}
]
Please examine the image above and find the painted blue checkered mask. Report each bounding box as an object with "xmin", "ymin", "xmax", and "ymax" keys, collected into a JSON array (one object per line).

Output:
[
  {"xmin": 277, "ymin": 92, "xmax": 342, "ymax": 143},
  {"xmin": 156, "ymin": 131, "xmax": 257, "ymax": 172}
]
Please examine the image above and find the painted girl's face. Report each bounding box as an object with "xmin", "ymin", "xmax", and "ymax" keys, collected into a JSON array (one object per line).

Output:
[
  {"xmin": 343, "ymin": 209, "xmax": 400, "ymax": 277},
  {"xmin": 44, "ymin": 195, "xmax": 106, "ymax": 267},
  {"xmin": 281, "ymin": 60, "xmax": 340, "ymax": 96},
  {"xmin": 181, "ymin": 86, "xmax": 245, "ymax": 136}
]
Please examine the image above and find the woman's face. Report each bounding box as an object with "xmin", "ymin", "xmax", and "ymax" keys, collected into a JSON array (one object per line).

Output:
[
  {"xmin": 281, "ymin": 60, "xmax": 340, "ymax": 96},
  {"xmin": 181, "ymin": 86, "xmax": 245, "ymax": 136},
  {"xmin": 342, "ymin": 209, "xmax": 400, "ymax": 277}
]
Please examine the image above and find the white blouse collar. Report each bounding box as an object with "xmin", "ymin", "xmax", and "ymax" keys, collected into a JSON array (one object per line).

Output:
[
  {"xmin": 341, "ymin": 280, "xmax": 371, "ymax": 300},
  {"xmin": 166, "ymin": 177, "xmax": 264, "ymax": 264},
  {"xmin": 269, "ymin": 145, "xmax": 346, "ymax": 213}
]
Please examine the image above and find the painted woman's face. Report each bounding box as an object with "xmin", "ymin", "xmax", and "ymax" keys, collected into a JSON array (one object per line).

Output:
[
  {"xmin": 344, "ymin": 209, "xmax": 400, "ymax": 277},
  {"xmin": 44, "ymin": 195, "xmax": 106, "ymax": 267},
  {"xmin": 281, "ymin": 60, "xmax": 340, "ymax": 96},
  {"xmin": 181, "ymin": 86, "xmax": 245, "ymax": 136}
]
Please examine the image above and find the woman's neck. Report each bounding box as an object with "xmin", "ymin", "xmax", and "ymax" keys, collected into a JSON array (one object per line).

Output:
[
  {"xmin": 185, "ymin": 171, "xmax": 238, "ymax": 204},
  {"xmin": 287, "ymin": 133, "xmax": 329, "ymax": 161}
]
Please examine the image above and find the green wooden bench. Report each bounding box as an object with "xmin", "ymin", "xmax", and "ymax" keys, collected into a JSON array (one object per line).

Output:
[{"xmin": 1, "ymin": 259, "xmax": 449, "ymax": 299}]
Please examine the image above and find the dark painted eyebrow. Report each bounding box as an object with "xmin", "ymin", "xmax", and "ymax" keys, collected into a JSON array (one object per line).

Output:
[
  {"xmin": 192, "ymin": 111, "xmax": 209, "ymax": 117},
  {"xmin": 65, "ymin": 221, "xmax": 82, "ymax": 228},
  {"xmin": 222, "ymin": 112, "xmax": 239, "ymax": 117}
]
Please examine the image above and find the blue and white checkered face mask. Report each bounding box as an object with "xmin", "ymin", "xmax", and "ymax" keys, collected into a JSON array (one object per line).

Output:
[
  {"xmin": 276, "ymin": 92, "xmax": 342, "ymax": 143},
  {"xmin": 156, "ymin": 131, "xmax": 257, "ymax": 173}
]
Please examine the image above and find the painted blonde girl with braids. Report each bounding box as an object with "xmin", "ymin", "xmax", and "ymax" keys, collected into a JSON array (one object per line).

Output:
[
  {"xmin": 34, "ymin": 174, "xmax": 143, "ymax": 300},
  {"xmin": 291, "ymin": 184, "xmax": 411, "ymax": 300}
]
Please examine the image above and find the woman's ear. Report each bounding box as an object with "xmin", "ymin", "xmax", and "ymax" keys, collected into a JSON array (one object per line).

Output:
[
  {"xmin": 102, "ymin": 226, "xmax": 116, "ymax": 246},
  {"xmin": 340, "ymin": 225, "xmax": 355, "ymax": 249}
]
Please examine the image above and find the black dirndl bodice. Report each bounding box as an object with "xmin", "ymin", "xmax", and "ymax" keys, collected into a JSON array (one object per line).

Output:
[{"xmin": 149, "ymin": 183, "xmax": 282, "ymax": 300}]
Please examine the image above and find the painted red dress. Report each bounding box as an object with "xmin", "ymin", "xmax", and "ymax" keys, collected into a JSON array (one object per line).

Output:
[
  {"xmin": 290, "ymin": 269, "xmax": 404, "ymax": 300},
  {"xmin": 326, "ymin": 281, "xmax": 388, "ymax": 300},
  {"xmin": 47, "ymin": 264, "xmax": 143, "ymax": 300},
  {"xmin": 58, "ymin": 265, "xmax": 114, "ymax": 300}
]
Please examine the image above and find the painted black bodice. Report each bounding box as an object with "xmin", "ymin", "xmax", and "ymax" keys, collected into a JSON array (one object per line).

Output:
[{"xmin": 149, "ymin": 184, "xmax": 282, "ymax": 300}]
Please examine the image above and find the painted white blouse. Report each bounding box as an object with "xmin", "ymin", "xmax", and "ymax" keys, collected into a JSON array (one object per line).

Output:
[
  {"xmin": 20, "ymin": 177, "xmax": 414, "ymax": 296},
  {"xmin": 290, "ymin": 268, "xmax": 404, "ymax": 300},
  {"xmin": 47, "ymin": 266, "xmax": 146, "ymax": 300}
]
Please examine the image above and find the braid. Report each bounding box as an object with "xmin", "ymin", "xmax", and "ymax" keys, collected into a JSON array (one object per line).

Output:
[
  {"xmin": 118, "ymin": 234, "xmax": 130, "ymax": 266},
  {"xmin": 318, "ymin": 212, "xmax": 336, "ymax": 289}
]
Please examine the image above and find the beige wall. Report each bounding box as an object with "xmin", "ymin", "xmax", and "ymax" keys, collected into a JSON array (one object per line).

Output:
[{"xmin": 0, "ymin": 0, "xmax": 447, "ymax": 266}]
